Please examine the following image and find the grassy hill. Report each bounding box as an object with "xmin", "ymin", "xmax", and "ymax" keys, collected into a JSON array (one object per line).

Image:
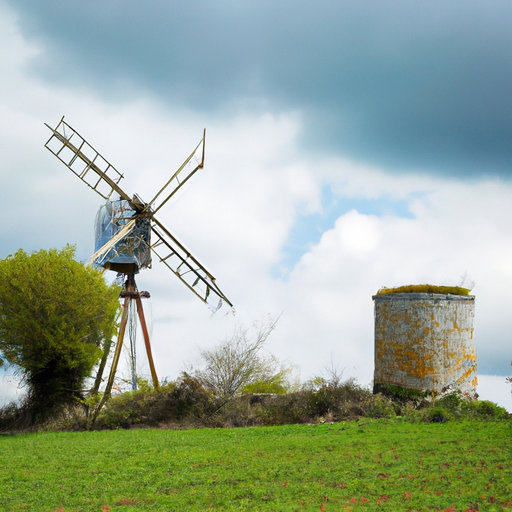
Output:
[{"xmin": 1, "ymin": 419, "xmax": 511, "ymax": 511}]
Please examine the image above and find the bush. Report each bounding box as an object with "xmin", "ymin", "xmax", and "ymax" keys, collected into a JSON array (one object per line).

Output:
[
  {"xmin": 0, "ymin": 400, "xmax": 26, "ymax": 432},
  {"xmin": 465, "ymin": 400, "xmax": 509, "ymax": 419},
  {"xmin": 424, "ymin": 406, "xmax": 451, "ymax": 423},
  {"xmin": 427, "ymin": 391, "xmax": 509, "ymax": 421},
  {"xmin": 217, "ymin": 394, "xmax": 303, "ymax": 427},
  {"xmin": 373, "ymin": 382, "xmax": 430, "ymax": 405},
  {"xmin": 94, "ymin": 375, "xmax": 216, "ymax": 429},
  {"xmin": 192, "ymin": 316, "xmax": 289, "ymax": 399},
  {"xmin": 308, "ymin": 378, "xmax": 372, "ymax": 416},
  {"xmin": 366, "ymin": 394, "xmax": 397, "ymax": 419}
]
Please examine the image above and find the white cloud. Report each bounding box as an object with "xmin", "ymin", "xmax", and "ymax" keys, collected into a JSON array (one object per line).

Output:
[{"xmin": 1, "ymin": 2, "xmax": 511, "ymax": 414}]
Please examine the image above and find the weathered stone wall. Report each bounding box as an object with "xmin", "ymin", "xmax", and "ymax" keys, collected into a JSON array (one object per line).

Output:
[{"xmin": 373, "ymin": 293, "xmax": 476, "ymax": 394}]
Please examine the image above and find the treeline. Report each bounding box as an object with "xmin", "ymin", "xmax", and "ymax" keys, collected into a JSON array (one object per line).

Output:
[
  {"xmin": 1, "ymin": 310, "xmax": 510, "ymax": 431},
  {"xmin": 93, "ymin": 377, "xmax": 511, "ymax": 431},
  {"xmin": 0, "ymin": 248, "xmax": 509, "ymax": 432},
  {"xmin": 1, "ymin": 374, "xmax": 508, "ymax": 432}
]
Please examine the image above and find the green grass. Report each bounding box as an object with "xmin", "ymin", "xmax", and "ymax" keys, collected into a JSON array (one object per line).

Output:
[{"xmin": 1, "ymin": 419, "xmax": 511, "ymax": 511}]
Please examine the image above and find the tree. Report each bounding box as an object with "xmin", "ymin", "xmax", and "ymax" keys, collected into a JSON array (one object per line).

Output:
[
  {"xmin": 0, "ymin": 245, "xmax": 120, "ymax": 423},
  {"xmin": 192, "ymin": 315, "xmax": 291, "ymax": 399}
]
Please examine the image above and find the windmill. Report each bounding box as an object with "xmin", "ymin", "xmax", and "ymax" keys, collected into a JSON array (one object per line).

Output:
[{"xmin": 44, "ymin": 116, "xmax": 233, "ymax": 408}]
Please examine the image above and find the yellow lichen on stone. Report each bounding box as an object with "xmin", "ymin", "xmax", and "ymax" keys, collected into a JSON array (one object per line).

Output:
[
  {"xmin": 373, "ymin": 289, "xmax": 476, "ymax": 394},
  {"xmin": 376, "ymin": 284, "xmax": 471, "ymax": 296}
]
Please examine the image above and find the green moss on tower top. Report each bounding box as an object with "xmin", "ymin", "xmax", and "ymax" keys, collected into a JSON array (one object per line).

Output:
[{"xmin": 376, "ymin": 284, "xmax": 471, "ymax": 296}]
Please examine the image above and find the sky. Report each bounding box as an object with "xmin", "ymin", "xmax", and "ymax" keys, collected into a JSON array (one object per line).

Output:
[{"xmin": 1, "ymin": 0, "xmax": 511, "ymax": 410}]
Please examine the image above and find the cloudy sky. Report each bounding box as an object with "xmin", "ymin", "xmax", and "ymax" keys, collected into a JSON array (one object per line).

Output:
[{"xmin": 1, "ymin": 0, "xmax": 511, "ymax": 409}]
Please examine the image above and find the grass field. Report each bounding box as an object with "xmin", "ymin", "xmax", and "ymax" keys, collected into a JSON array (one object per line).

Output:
[{"xmin": 0, "ymin": 419, "xmax": 511, "ymax": 511}]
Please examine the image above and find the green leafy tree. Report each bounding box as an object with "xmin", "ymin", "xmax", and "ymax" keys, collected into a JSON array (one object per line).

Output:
[{"xmin": 0, "ymin": 245, "xmax": 120, "ymax": 423}]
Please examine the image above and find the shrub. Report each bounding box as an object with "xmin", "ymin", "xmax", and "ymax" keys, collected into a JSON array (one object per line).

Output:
[
  {"xmin": 465, "ymin": 400, "xmax": 509, "ymax": 419},
  {"xmin": 0, "ymin": 400, "xmax": 26, "ymax": 432},
  {"xmin": 191, "ymin": 316, "xmax": 290, "ymax": 399},
  {"xmin": 373, "ymin": 382, "xmax": 430, "ymax": 405},
  {"xmin": 94, "ymin": 374, "xmax": 216, "ymax": 429},
  {"xmin": 424, "ymin": 406, "xmax": 451, "ymax": 423},
  {"xmin": 307, "ymin": 378, "xmax": 373, "ymax": 418},
  {"xmin": 366, "ymin": 394, "xmax": 397, "ymax": 419}
]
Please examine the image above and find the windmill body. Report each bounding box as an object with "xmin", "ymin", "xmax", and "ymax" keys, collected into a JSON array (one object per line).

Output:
[
  {"xmin": 94, "ymin": 199, "xmax": 151, "ymax": 274},
  {"xmin": 44, "ymin": 116, "xmax": 232, "ymax": 412}
]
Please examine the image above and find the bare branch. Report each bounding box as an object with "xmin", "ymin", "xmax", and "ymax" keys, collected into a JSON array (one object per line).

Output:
[{"xmin": 193, "ymin": 315, "xmax": 282, "ymax": 398}]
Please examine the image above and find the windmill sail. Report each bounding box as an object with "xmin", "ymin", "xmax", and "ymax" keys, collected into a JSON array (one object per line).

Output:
[
  {"xmin": 44, "ymin": 116, "xmax": 130, "ymax": 201},
  {"xmin": 148, "ymin": 128, "xmax": 206, "ymax": 215},
  {"xmin": 151, "ymin": 215, "xmax": 232, "ymax": 310}
]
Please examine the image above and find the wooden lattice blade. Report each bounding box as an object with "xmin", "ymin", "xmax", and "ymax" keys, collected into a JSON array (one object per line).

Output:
[
  {"xmin": 44, "ymin": 116, "xmax": 131, "ymax": 202},
  {"xmin": 150, "ymin": 215, "xmax": 233, "ymax": 310},
  {"xmin": 149, "ymin": 129, "xmax": 206, "ymax": 214}
]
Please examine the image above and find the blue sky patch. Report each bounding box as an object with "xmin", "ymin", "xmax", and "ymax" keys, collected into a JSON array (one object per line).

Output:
[{"xmin": 273, "ymin": 186, "xmax": 414, "ymax": 278}]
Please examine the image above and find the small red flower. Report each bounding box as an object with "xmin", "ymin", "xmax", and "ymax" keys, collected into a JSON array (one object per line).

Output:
[{"xmin": 377, "ymin": 495, "xmax": 389, "ymax": 504}]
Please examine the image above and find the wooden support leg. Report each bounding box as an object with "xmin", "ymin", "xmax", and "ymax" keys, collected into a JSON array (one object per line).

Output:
[
  {"xmin": 135, "ymin": 296, "xmax": 159, "ymax": 389},
  {"xmin": 90, "ymin": 274, "xmax": 159, "ymax": 426},
  {"xmin": 91, "ymin": 296, "xmax": 130, "ymax": 424}
]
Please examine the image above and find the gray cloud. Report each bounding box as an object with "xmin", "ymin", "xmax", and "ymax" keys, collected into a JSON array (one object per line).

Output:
[
  {"xmin": 7, "ymin": 0, "xmax": 512, "ymax": 177},
  {"xmin": 2, "ymin": 0, "xmax": 512, "ymax": 409}
]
